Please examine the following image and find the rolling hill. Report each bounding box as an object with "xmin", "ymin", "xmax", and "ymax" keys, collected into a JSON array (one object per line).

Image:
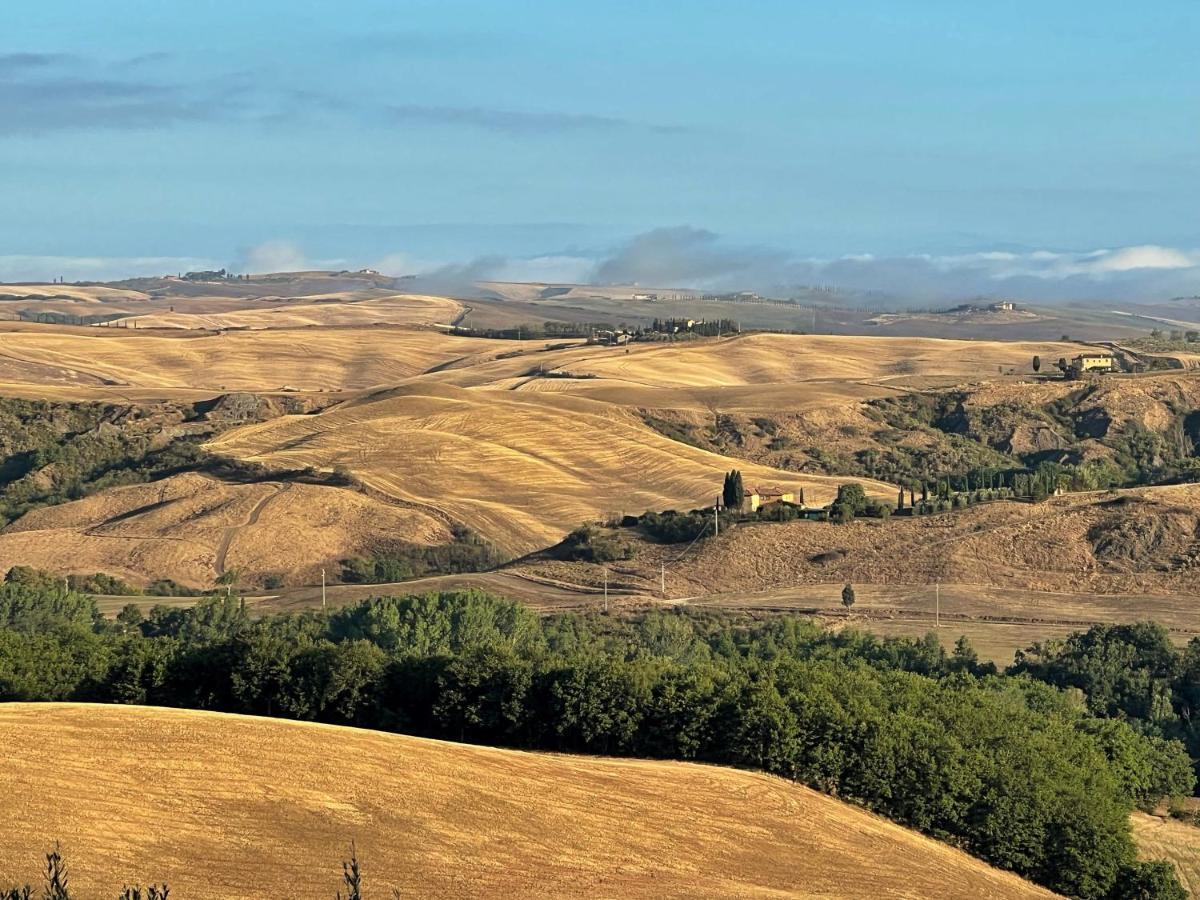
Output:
[
  {"xmin": 0, "ymin": 703, "xmax": 1057, "ymax": 899},
  {"xmin": 0, "ymin": 473, "xmax": 450, "ymax": 588},
  {"xmin": 205, "ymin": 382, "xmax": 895, "ymax": 556}
]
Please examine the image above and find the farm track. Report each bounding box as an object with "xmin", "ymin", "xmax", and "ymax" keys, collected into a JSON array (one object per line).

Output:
[{"xmin": 214, "ymin": 482, "xmax": 291, "ymax": 577}]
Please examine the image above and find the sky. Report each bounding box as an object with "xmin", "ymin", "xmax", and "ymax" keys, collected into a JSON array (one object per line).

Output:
[{"xmin": 1, "ymin": 0, "xmax": 1197, "ymax": 301}]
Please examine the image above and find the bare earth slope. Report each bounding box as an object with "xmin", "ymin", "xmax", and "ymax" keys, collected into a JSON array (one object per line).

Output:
[{"xmin": 0, "ymin": 703, "xmax": 1056, "ymax": 900}]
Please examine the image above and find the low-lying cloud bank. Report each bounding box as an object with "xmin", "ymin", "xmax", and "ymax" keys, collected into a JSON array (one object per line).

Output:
[
  {"xmin": 580, "ymin": 227, "xmax": 1200, "ymax": 304},
  {"xmin": 3, "ymin": 230, "xmax": 1198, "ymax": 305}
]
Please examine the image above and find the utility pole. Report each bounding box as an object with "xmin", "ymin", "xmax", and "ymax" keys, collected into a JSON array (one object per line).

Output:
[
  {"xmin": 603, "ymin": 568, "xmax": 608, "ymax": 614},
  {"xmin": 714, "ymin": 504, "xmax": 720, "ymax": 537},
  {"xmin": 660, "ymin": 562, "xmax": 666, "ymax": 597},
  {"xmin": 321, "ymin": 567, "xmax": 326, "ymax": 611},
  {"xmin": 935, "ymin": 581, "xmax": 940, "ymax": 628}
]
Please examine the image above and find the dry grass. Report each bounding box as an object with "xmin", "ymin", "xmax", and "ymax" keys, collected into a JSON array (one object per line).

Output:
[
  {"xmin": 537, "ymin": 333, "xmax": 1081, "ymax": 388},
  {"xmin": 0, "ymin": 703, "xmax": 1057, "ymax": 900},
  {"xmin": 116, "ymin": 292, "xmax": 461, "ymax": 330},
  {"xmin": 0, "ymin": 473, "xmax": 449, "ymax": 588},
  {"xmin": 627, "ymin": 485, "xmax": 1200, "ymax": 598},
  {"xmin": 205, "ymin": 382, "xmax": 894, "ymax": 556},
  {"xmin": 0, "ymin": 324, "xmax": 515, "ymax": 392}
]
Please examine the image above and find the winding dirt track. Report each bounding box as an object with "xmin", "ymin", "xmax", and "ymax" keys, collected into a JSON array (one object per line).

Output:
[{"xmin": 213, "ymin": 482, "xmax": 291, "ymax": 577}]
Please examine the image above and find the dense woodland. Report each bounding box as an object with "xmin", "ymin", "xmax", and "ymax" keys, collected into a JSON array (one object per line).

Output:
[{"xmin": 0, "ymin": 577, "xmax": 1195, "ymax": 898}]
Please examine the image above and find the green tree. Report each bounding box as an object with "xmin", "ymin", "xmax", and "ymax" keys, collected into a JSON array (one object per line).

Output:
[
  {"xmin": 1109, "ymin": 861, "xmax": 1188, "ymax": 900},
  {"xmin": 841, "ymin": 584, "xmax": 856, "ymax": 610}
]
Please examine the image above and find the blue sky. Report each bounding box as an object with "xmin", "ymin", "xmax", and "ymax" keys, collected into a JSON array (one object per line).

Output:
[{"xmin": 1, "ymin": 0, "xmax": 1197, "ymax": 299}]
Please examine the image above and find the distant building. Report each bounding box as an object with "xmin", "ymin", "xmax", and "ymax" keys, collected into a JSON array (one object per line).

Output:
[
  {"xmin": 632, "ymin": 292, "xmax": 659, "ymax": 301},
  {"xmin": 745, "ymin": 485, "xmax": 796, "ymax": 512},
  {"xmin": 990, "ymin": 300, "xmax": 1016, "ymax": 311},
  {"xmin": 1060, "ymin": 353, "xmax": 1117, "ymax": 378},
  {"xmin": 592, "ymin": 330, "xmax": 631, "ymax": 346}
]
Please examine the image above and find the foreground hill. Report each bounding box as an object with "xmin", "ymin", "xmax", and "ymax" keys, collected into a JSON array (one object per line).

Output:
[{"xmin": 0, "ymin": 704, "xmax": 1056, "ymax": 900}]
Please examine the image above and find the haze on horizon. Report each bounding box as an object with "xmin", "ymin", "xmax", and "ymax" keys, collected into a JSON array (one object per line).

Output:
[{"xmin": 1, "ymin": 0, "xmax": 1197, "ymax": 302}]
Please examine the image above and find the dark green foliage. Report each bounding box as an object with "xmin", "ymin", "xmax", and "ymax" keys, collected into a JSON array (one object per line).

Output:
[
  {"xmin": 830, "ymin": 482, "xmax": 868, "ymax": 523},
  {"xmin": 638, "ymin": 413, "xmax": 711, "ymax": 450},
  {"xmin": 43, "ymin": 845, "xmax": 68, "ymax": 900},
  {"xmin": 557, "ymin": 525, "xmax": 635, "ymax": 562},
  {"xmin": 841, "ymin": 583, "xmax": 855, "ymax": 609},
  {"xmin": 0, "ymin": 398, "xmax": 212, "ymax": 525},
  {"xmin": 1108, "ymin": 862, "xmax": 1188, "ymax": 900},
  {"xmin": 1014, "ymin": 623, "xmax": 1200, "ymax": 793},
  {"xmin": 118, "ymin": 888, "xmax": 170, "ymax": 900},
  {"xmin": 0, "ymin": 579, "xmax": 100, "ymax": 633},
  {"xmin": 637, "ymin": 509, "xmax": 712, "ymax": 543},
  {"xmin": 67, "ymin": 573, "xmax": 140, "ymax": 596},
  {"xmin": 339, "ymin": 528, "xmax": 505, "ymax": 584},
  {"xmin": 0, "ymin": 584, "xmax": 1192, "ymax": 898},
  {"xmin": 722, "ymin": 469, "xmax": 745, "ymax": 510},
  {"xmin": 145, "ymin": 579, "xmax": 203, "ymax": 597}
]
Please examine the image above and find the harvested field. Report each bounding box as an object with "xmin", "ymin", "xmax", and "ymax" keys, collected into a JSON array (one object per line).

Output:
[
  {"xmin": 0, "ymin": 325, "xmax": 516, "ymax": 392},
  {"xmin": 206, "ymin": 382, "xmax": 894, "ymax": 555},
  {"xmin": 116, "ymin": 292, "xmax": 461, "ymax": 330},
  {"xmin": 0, "ymin": 473, "xmax": 450, "ymax": 588},
  {"xmin": 540, "ymin": 333, "xmax": 1081, "ymax": 387},
  {"xmin": 0, "ymin": 703, "xmax": 1058, "ymax": 899}
]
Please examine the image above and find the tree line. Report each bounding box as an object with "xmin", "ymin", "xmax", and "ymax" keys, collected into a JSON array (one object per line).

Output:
[{"xmin": 0, "ymin": 579, "xmax": 1192, "ymax": 898}]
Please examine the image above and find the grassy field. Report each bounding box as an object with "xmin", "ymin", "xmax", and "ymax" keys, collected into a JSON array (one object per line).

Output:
[{"xmin": 0, "ymin": 703, "xmax": 1057, "ymax": 899}]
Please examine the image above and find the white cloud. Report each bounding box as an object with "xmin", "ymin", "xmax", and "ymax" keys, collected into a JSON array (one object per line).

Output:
[
  {"xmin": 1083, "ymin": 246, "xmax": 1199, "ymax": 273},
  {"xmin": 590, "ymin": 231, "xmax": 1200, "ymax": 303}
]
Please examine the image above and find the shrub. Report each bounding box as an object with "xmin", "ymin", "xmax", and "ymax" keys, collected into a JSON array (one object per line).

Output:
[{"xmin": 557, "ymin": 526, "xmax": 635, "ymax": 562}]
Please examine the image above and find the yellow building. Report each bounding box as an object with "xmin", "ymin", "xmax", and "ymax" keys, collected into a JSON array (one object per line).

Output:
[{"xmin": 746, "ymin": 485, "xmax": 795, "ymax": 512}]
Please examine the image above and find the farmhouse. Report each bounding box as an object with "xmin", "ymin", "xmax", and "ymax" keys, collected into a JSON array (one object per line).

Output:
[
  {"xmin": 745, "ymin": 485, "xmax": 795, "ymax": 512},
  {"xmin": 990, "ymin": 300, "xmax": 1016, "ymax": 311},
  {"xmin": 1062, "ymin": 353, "xmax": 1117, "ymax": 378}
]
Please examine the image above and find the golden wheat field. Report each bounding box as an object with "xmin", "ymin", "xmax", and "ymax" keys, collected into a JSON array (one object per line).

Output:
[
  {"xmin": 525, "ymin": 333, "xmax": 1081, "ymax": 388},
  {"xmin": 0, "ymin": 324, "xmax": 515, "ymax": 392},
  {"xmin": 0, "ymin": 704, "xmax": 1058, "ymax": 900},
  {"xmin": 0, "ymin": 309, "xmax": 1149, "ymax": 576},
  {"xmin": 205, "ymin": 382, "xmax": 895, "ymax": 555},
  {"xmin": 115, "ymin": 292, "xmax": 462, "ymax": 330}
]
